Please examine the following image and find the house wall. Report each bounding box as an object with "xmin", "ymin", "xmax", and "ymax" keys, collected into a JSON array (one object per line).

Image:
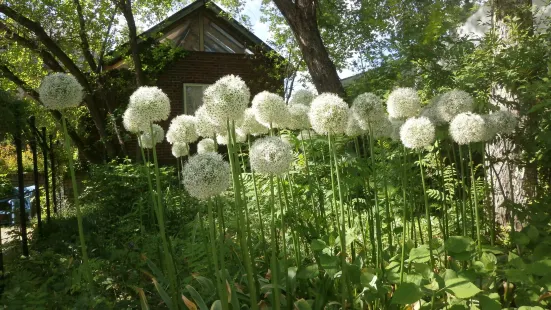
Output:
[{"xmin": 128, "ymin": 51, "xmax": 283, "ymax": 163}]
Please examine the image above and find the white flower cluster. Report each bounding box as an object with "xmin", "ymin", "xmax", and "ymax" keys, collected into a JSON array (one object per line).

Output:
[
  {"xmin": 194, "ymin": 106, "xmax": 218, "ymax": 138},
  {"xmin": 487, "ymin": 110, "xmax": 517, "ymax": 136},
  {"xmin": 435, "ymin": 89, "xmax": 474, "ymax": 122},
  {"xmin": 139, "ymin": 124, "xmax": 165, "ymax": 149},
  {"xmin": 128, "ymin": 86, "xmax": 171, "ymax": 124},
  {"xmin": 420, "ymin": 95, "xmax": 446, "ymax": 126},
  {"xmin": 345, "ymin": 111, "xmax": 365, "ymax": 137},
  {"xmin": 216, "ymin": 129, "xmax": 246, "ymax": 145},
  {"xmin": 309, "ymin": 93, "xmax": 349, "ymax": 135},
  {"xmin": 182, "ymin": 152, "xmax": 230, "ymax": 200},
  {"xmin": 203, "ymin": 75, "xmax": 250, "ymax": 123},
  {"xmin": 400, "ymin": 117, "xmax": 435, "ymax": 149},
  {"xmin": 387, "ymin": 88, "xmax": 421, "ymax": 120},
  {"xmin": 38, "ymin": 73, "xmax": 84, "ymax": 110},
  {"xmin": 289, "ymin": 89, "xmax": 315, "ymax": 106},
  {"xmin": 239, "ymin": 108, "xmax": 269, "ymax": 136},
  {"xmin": 351, "ymin": 93, "xmax": 385, "ymax": 130},
  {"xmin": 166, "ymin": 115, "xmax": 198, "ymax": 144},
  {"xmin": 171, "ymin": 142, "xmax": 189, "ymax": 158},
  {"xmin": 449, "ymin": 112, "xmax": 487, "ymax": 145},
  {"xmin": 249, "ymin": 136, "xmax": 293, "ymax": 175},
  {"xmin": 286, "ymin": 104, "xmax": 311, "ymax": 130},
  {"xmin": 252, "ymin": 91, "xmax": 288, "ymax": 128},
  {"xmin": 122, "ymin": 108, "xmax": 142, "ymax": 134},
  {"xmin": 371, "ymin": 117, "xmax": 393, "ymax": 139},
  {"xmin": 197, "ymin": 138, "xmax": 216, "ymax": 154}
]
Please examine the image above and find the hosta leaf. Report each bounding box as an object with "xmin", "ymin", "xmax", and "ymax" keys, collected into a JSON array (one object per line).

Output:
[
  {"xmin": 444, "ymin": 277, "xmax": 481, "ymax": 299},
  {"xmin": 391, "ymin": 282, "xmax": 422, "ymax": 304},
  {"xmin": 445, "ymin": 236, "xmax": 474, "ymax": 253},
  {"xmin": 297, "ymin": 264, "xmax": 319, "ymax": 280},
  {"xmin": 409, "ymin": 245, "xmax": 430, "ymax": 263},
  {"xmin": 477, "ymin": 294, "xmax": 501, "ymax": 310},
  {"xmin": 311, "ymin": 239, "xmax": 327, "ymax": 251},
  {"xmin": 294, "ymin": 299, "xmax": 312, "ymax": 310}
]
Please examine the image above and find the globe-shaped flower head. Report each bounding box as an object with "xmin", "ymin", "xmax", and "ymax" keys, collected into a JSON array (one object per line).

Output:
[
  {"xmin": 238, "ymin": 108, "xmax": 269, "ymax": 136},
  {"xmin": 286, "ymin": 104, "xmax": 311, "ymax": 130},
  {"xmin": 166, "ymin": 115, "xmax": 199, "ymax": 144},
  {"xmin": 487, "ymin": 110, "xmax": 517, "ymax": 135},
  {"xmin": 139, "ymin": 124, "xmax": 165, "ymax": 149},
  {"xmin": 38, "ymin": 73, "xmax": 84, "ymax": 110},
  {"xmin": 400, "ymin": 117, "xmax": 435, "ymax": 149},
  {"xmin": 182, "ymin": 153, "xmax": 231, "ymax": 200},
  {"xmin": 252, "ymin": 91, "xmax": 288, "ymax": 128},
  {"xmin": 345, "ymin": 111, "xmax": 365, "ymax": 137},
  {"xmin": 351, "ymin": 92, "xmax": 385, "ymax": 130},
  {"xmin": 171, "ymin": 142, "xmax": 189, "ymax": 158},
  {"xmin": 309, "ymin": 93, "xmax": 349, "ymax": 135},
  {"xmin": 387, "ymin": 88, "xmax": 421, "ymax": 120},
  {"xmin": 435, "ymin": 90, "xmax": 474, "ymax": 122},
  {"xmin": 250, "ymin": 136, "xmax": 294, "ymax": 175},
  {"xmin": 128, "ymin": 86, "xmax": 171, "ymax": 125},
  {"xmin": 197, "ymin": 138, "xmax": 216, "ymax": 154},
  {"xmin": 449, "ymin": 112, "xmax": 487, "ymax": 145},
  {"xmin": 203, "ymin": 75, "xmax": 250, "ymax": 123},
  {"xmin": 194, "ymin": 106, "xmax": 217, "ymax": 138},
  {"xmin": 420, "ymin": 95, "xmax": 446, "ymax": 126},
  {"xmin": 122, "ymin": 108, "xmax": 142, "ymax": 134},
  {"xmin": 289, "ymin": 89, "xmax": 315, "ymax": 106}
]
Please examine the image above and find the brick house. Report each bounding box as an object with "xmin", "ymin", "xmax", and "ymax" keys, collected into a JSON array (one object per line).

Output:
[{"xmin": 107, "ymin": 0, "xmax": 283, "ymax": 162}]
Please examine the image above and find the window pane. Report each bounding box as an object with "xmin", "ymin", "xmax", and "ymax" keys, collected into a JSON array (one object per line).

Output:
[{"xmin": 185, "ymin": 85, "xmax": 206, "ymax": 115}]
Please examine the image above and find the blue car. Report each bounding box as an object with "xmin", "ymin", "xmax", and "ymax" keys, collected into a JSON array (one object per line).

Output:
[{"xmin": 0, "ymin": 185, "xmax": 35, "ymax": 225}]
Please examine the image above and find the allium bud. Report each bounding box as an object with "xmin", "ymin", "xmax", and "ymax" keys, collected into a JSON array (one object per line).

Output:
[
  {"xmin": 250, "ymin": 136, "xmax": 293, "ymax": 175},
  {"xmin": 128, "ymin": 86, "xmax": 171, "ymax": 123},
  {"xmin": 172, "ymin": 142, "xmax": 189, "ymax": 158},
  {"xmin": 38, "ymin": 73, "xmax": 84, "ymax": 110},
  {"xmin": 166, "ymin": 115, "xmax": 198, "ymax": 144},
  {"xmin": 449, "ymin": 112, "xmax": 487, "ymax": 145},
  {"xmin": 203, "ymin": 75, "xmax": 249, "ymax": 123},
  {"xmin": 139, "ymin": 124, "xmax": 165, "ymax": 149},
  {"xmin": 239, "ymin": 108, "xmax": 269, "ymax": 136},
  {"xmin": 289, "ymin": 89, "xmax": 315, "ymax": 106},
  {"xmin": 387, "ymin": 88, "xmax": 421, "ymax": 120},
  {"xmin": 182, "ymin": 153, "xmax": 231, "ymax": 200},
  {"xmin": 286, "ymin": 104, "xmax": 311, "ymax": 130},
  {"xmin": 309, "ymin": 93, "xmax": 349, "ymax": 135},
  {"xmin": 197, "ymin": 138, "xmax": 216, "ymax": 154},
  {"xmin": 435, "ymin": 90, "xmax": 474, "ymax": 122},
  {"xmin": 252, "ymin": 91, "xmax": 288, "ymax": 128},
  {"xmin": 400, "ymin": 116, "xmax": 435, "ymax": 149}
]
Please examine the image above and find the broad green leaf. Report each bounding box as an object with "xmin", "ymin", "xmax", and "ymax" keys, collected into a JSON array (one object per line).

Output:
[
  {"xmin": 477, "ymin": 294, "xmax": 501, "ymax": 310},
  {"xmin": 409, "ymin": 245, "xmax": 430, "ymax": 263},
  {"xmin": 360, "ymin": 270, "xmax": 376, "ymax": 288},
  {"xmin": 414, "ymin": 263, "xmax": 433, "ymax": 279},
  {"xmin": 518, "ymin": 307, "xmax": 544, "ymax": 310},
  {"xmin": 445, "ymin": 277, "xmax": 481, "ymax": 299},
  {"xmin": 524, "ymin": 225, "xmax": 539, "ymax": 241},
  {"xmin": 528, "ymin": 260, "xmax": 551, "ymax": 276},
  {"xmin": 443, "ymin": 269, "xmax": 458, "ymax": 281},
  {"xmin": 311, "ymin": 239, "xmax": 327, "ymax": 251},
  {"xmin": 152, "ymin": 278, "xmax": 174, "ymax": 310},
  {"xmin": 297, "ymin": 264, "xmax": 319, "ymax": 280},
  {"xmin": 391, "ymin": 282, "xmax": 422, "ymax": 304},
  {"xmin": 406, "ymin": 274, "xmax": 424, "ymax": 286},
  {"xmin": 210, "ymin": 300, "xmax": 222, "ymax": 310},
  {"xmin": 445, "ymin": 236, "xmax": 474, "ymax": 253},
  {"xmin": 512, "ymin": 232, "xmax": 530, "ymax": 246},
  {"xmin": 186, "ymin": 285, "xmax": 208, "ymax": 310},
  {"xmin": 345, "ymin": 263, "xmax": 361, "ymax": 285},
  {"xmin": 294, "ymin": 299, "xmax": 312, "ymax": 310}
]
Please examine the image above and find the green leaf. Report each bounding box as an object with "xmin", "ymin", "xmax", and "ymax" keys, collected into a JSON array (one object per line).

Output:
[
  {"xmin": 210, "ymin": 300, "xmax": 222, "ymax": 310},
  {"xmin": 152, "ymin": 278, "xmax": 174, "ymax": 310},
  {"xmin": 297, "ymin": 264, "xmax": 319, "ymax": 280},
  {"xmin": 518, "ymin": 307, "xmax": 544, "ymax": 310},
  {"xmin": 512, "ymin": 232, "xmax": 530, "ymax": 246},
  {"xmin": 444, "ymin": 277, "xmax": 481, "ymax": 299},
  {"xmin": 414, "ymin": 263, "xmax": 433, "ymax": 279},
  {"xmin": 528, "ymin": 260, "xmax": 551, "ymax": 276},
  {"xmin": 311, "ymin": 239, "xmax": 327, "ymax": 251},
  {"xmin": 524, "ymin": 225, "xmax": 539, "ymax": 242},
  {"xmin": 186, "ymin": 285, "xmax": 208, "ymax": 310},
  {"xmin": 409, "ymin": 245, "xmax": 430, "ymax": 263},
  {"xmin": 391, "ymin": 282, "xmax": 423, "ymax": 304},
  {"xmin": 445, "ymin": 236, "xmax": 474, "ymax": 253},
  {"xmin": 294, "ymin": 299, "xmax": 312, "ymax": 310},
  {"xmin": 477, "ymin": 294, "xmax": 501, "ymax": 310}
]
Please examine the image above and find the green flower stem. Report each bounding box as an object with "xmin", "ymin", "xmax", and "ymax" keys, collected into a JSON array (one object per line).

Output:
[
  {"xmin": 269, "ymin": 174, "xmax": 281, "ymax": 310},
  {"xmin": 367, "ymin": 129, "xmax": 384, "ymax": 270},
  {"xmin": 138, "ymin": 135, "xmax": 159, "ymax": 229},
  {"xmin": 276, "ymin": 178, "xmax": 291, "ymax": 310},
  {"xmin": 418, "ymin": 152, "xmax": 435, "ymax": 269},
  {"xmin": 399, "ymin": 146, "xmax": 408, "ymax": 284},
  {"xmin": 216, "ymin": 199, "xmax": 230, "ymax": 310},
  {"xmin": 208, "ymin": 199, "xmax": 228, "ymax": 310},
  {"xmin": 61, "ymin": 117, "xmax": 93, "ymax": 289},
  {"xmin": 150, "ymin": 123, "xmax": 179, "ymax": 309},
  {"xmin": 455, "ymin": 145, "xmax": 468, "ymax": 236},
  {"xmin": 248, "ymin": 137, "xmax": 267, "ymax": 256},
  {"xmin": 226, "ymin": 120, "xmax": 259, "ymax": 310},
  {"xmin": 468, "ymin": 144, "xmax": 482, "ymax": 258},
  {"xmin": 238, "ymin": 144, "xmax": 258, "ymax": 283},
  {"xmin": 283, "ymin": 175, "xmax": 301, "ymax": 266},
  {"xmin": 487, "ymin": 148, "xmax": 497, "ymax": 246},
  {"xmin": 328, "ymin": 139, "xmax": 339, "ymax": 233},
  {"xmin": 507, "ymin": 159, "xmax": 516, "ymax": 244},
  {"xmin": 447, "ymin": 144, "xmax": 461, "ymax": 235},
  {"xmin": 300, "ymin": 133, "xmax": 323, "ymax": 233},
  {"xmin": 436, "ymin": 146, "xmax": 449, "ymax": 242}
]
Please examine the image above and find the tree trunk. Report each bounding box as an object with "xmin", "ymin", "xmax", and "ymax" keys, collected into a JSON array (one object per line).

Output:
[
  {"xmin": 272, "ymin": 0, "xmax": 345, "ymax": 97},
  {"xmin": 118, "ymin": 0, "xmax": 145, "ymax": 86}
]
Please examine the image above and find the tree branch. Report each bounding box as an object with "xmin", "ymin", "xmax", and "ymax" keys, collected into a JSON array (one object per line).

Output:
[
  {"xmin": 0, "ymin": 21, "xmax": 64, "ymax": 72},
  {"xmin": 97, "ymin": 11, "xmax": 116, "ymax": 73},
  {"xmin": 0, "ymin": 64, "xmax": 100, "ymax": 162},
  {"xmin": 114, "ymin": 0, "xmax": 145, "ymax": 86},
  {"xmin": 73, "ymin": 0, "xmax": 97, "ymax": 71},
  {"xmin": 272, "ymin": 0, "xmax": 296, "ymax": 20}
]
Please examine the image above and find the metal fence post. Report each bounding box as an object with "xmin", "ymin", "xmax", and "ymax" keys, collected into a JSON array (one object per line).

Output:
[
  {"xmin": 28, "ymin": 116, "xmax": 42, "ymax": 233},
  {"xmin": 42, "ymin": 127, "xmax": 51, "ymax": 221},
  {"xmin": 50, "ymin": 134, "xmax": 57, "ymax": 214},
  {"xmin": 15, "ymin": 117, "xmax": 29, "ymax": 257}
]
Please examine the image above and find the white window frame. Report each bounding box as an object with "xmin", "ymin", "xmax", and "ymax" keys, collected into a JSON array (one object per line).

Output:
[{"xmin": 183, "ymin": 83, "xmax": 210, "ymax": 115}]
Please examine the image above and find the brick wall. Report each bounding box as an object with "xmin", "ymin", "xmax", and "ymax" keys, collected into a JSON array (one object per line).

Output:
[{"xmin": 129, "ymin": 51, "xmax": 283, "ymax": 164}]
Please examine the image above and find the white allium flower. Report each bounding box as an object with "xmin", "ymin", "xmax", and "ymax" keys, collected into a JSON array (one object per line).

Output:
[
  {"xmin": 203, "ymin": 75, "xmax": 249, "ymax": 122},
  {"xmin": 371, "ymin": 117, "xmax": 393, "ymax": 139},
  {"xmin": 216, "ymin": 130, "xmax": 246, "ymax": 145},
  {"xmin": 351, "ymin": 93, "xmax": 385, "ymax": 129},
  {"xmin": 252, "ymin": 91, "xmax": 288, "ymax": 128},
  {"xmin": 400, "ymin": 117, "xmax": 436, "ymax": 149},
  {"xmin": 239, "ymin": 108, "xmax": 269, "ymax": 136},
  {"xmin": 171, "ymin": 142, "xmax": 189, "ymax": 158},
  {"xmin": 286, "ymin": 104, "xmax": 311, "ymax": 130},
  {"xmin": 435, "ymin": 90, "xmax": 474, "ymax": 122},
  {"xmin": 297, "ymin": 130, "xmax": 316, "ymax": 141},
  {"xmin": 195, "ymin": 106, "xmax": 217, "ymax": 138},
  {"xmin": 449, "ymin": 112, "xmax": 487, "ymax": 145},
  {"xmin": 122, "ymin": 108, "xmax": 143, "ymax": 134},
  {"xmin": 182, "ymin": 152, "xmax": 230, "ymax": 200},
  {"xmin": 38, "ymin": 73, "xmax": 84, "ymax": 110},
  {"xmin": 345, "ymin": 111, "xmax": 365, "ymax": 137},
  {"xmin": 249, "ymin": 136, "xmax": 293, "ymax": 175},
  {"xmin": 309, "ymin": 93, "xmax": 349, "ymax": 135},
  {"xmin": 128, "ymin": 86, "xmax": 171, "ymax": 124},
  {"xmin": 139, "ymin": 124, "xmax": 165, "ymax": 149},
  {"xmin": 197, "ymin": 138, "xmax": 216, "ymax": 154},
  {"xmin": 487, "ymin": 110, "xmax": 517, "ymax": 135},
  {"xmin": 387, "ymin": 88, "xmax": 421, "ymax": 120},
  {"xmin": 166, "ymin": 115, "xmax": 198, "ymax": 144},
  {"xmin": 420, "ymin": 95, "xmax": 446, "ymax": 126},
  {"xmin": 289, "ymin": 89, "xmax": 315, "ymax": 106}
]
